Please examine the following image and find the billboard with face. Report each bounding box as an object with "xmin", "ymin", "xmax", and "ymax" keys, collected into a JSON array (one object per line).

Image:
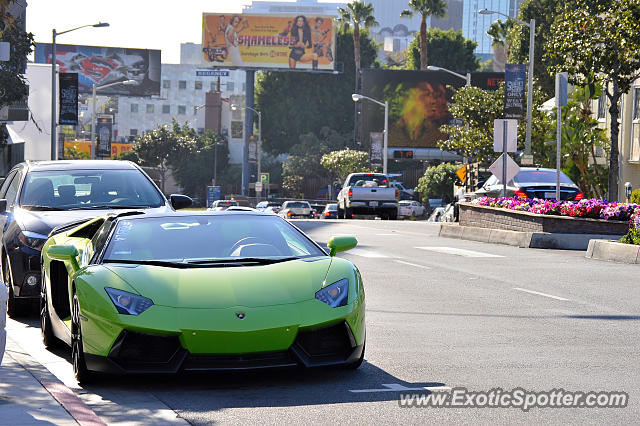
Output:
[
  {"xmin": 202, "ymin": 13, "xmax": 336, "ymax": 70},
  {"xmin": 34, "ymin": 43, "xmax": 161, "ymax": 96},
  {"xmin": 361, "ymin": 69, "xmax": 504, "ymax": 149}
]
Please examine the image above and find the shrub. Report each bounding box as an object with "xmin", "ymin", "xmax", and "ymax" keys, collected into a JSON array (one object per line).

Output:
[{"xmin": 630, "ymin": 189, "xmax": 640, "ymax": 204}]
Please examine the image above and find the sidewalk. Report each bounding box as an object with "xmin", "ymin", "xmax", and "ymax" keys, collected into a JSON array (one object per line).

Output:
[{"xmin": 1, "ymin": 335, "xmax": 105, "ymax": 426}]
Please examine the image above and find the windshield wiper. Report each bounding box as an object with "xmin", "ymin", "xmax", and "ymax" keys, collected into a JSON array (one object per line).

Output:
[
  {"xmin": 67, "ymin": 205, "xmax": 151, "ymax": 210},
  {"xmin": 186, "ymin": 257, "xmax": 299, "ymax": 266},
  {"xmin": 103, "ymin": 259, "xmax": 189, "ymax": 268},
  {"xmin": 21, "ymin": 205, "xmax": 65, "ymax": 211}
]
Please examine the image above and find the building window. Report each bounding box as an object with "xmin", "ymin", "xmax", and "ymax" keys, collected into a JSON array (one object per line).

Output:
[
  {"xmin": 195, "ymin": 81, "xmax": 203, "ymax": 90},
  {"xmin": 597, "ymin": 93, "xmax": 607, "ymax": 119},
  {"xmin": 178, "ymin": 80, "xmax": 187, "ymax": 90},
  {"xmin": 129, "ymin": 129, "xmax": 138, "ymax": 139},
  {"xmin": 130, "ymin": 104, "xmax": 138, "ymax": 113},
  {"xmin": 227, "ymin": 82, "xmax": 234, "ymax": 92},
  {"xmin": 146, "ymin": 104, "xmax": 154, "ymax": 114},
  {"xmin": 231, "ymin": 121, "xmax": 243, "ymax": 139},
  {"xmin": 210, "ymin": 82, "xmax": 217, "ymax": 91},
  {"xmin": 162, "ymin": 80, "xmax": 171, "ymax": 89},
  {"xmin": 634, "ymin": 88, "xmax": 640, "ymax": 120},
  {"xmin": 178, "ymin": 105, "xmax": 186, "ymax": 115},
  {"xmin": 162, "ymin": 104, "xmax": 170, "ymax": 114},
  {"xmin": 631, "ymin": 88, "xmax": 640, "ymax": 162}
]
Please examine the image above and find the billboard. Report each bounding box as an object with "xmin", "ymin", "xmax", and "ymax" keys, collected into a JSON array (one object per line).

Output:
[
  {"xmin": 202, "ymin": 13, "xmax": 336, "ymax": 70},
  {"xmin": 64, "ymin": 141, "xmax": 133, "ymax": 159},
  {"xmin": 361, "ymin": 70, "xmax": 505, "ymax": 149},
  {"xmin": 59, "ymin": 72, "xmax": 78, "ymax": 125},
  {"xmin": 34, "ymin": 43, "xmax": 161, "ymax": 96}
]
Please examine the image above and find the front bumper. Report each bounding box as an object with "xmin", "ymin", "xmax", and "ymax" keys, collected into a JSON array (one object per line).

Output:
[{"xmin": 84, "ymin": 322, "xmax": 364, "ymax": 374}]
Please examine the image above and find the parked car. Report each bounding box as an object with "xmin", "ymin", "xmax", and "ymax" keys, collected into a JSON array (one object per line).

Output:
[
  {"xmin": 337, "ymin": 173, "xmax": 398, "ymax": 220},
  {"xmin": 255, "ymin": 200, "xmax": 282, "ymax": 213},
  {"xmin": 40, "ymin": 211, "xmax": 365, "ymax": 382},
  {"xmin": 322, "ymin": 203, "xmax": 338, "ymax": 219},
  {"xmin": 473, "ymin": 168, "xmax": 583, "ymax": 200},
  {"xmin": 0, "ymin": 160, "xmax": 191, "ymax": 317},
  {"xmin": 427, "ymin": 207, "xmax": 446, "ymax": 222},
  {"xmin": 391, "ymin": 181, "xmax": 415, "ymax": 200},
  {"xmin": 279, "ymin": 200, "xmax": 313, "ymax": 219},
  {"xmin": 397, "ymin": 200, "xmax": 426, "ymax": 219},
  {"xmin": 208, "ymin": 200, "xmax": 239, "ymax": 211}
]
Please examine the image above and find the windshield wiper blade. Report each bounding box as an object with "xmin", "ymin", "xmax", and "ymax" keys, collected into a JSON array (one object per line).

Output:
[
  {"xmin": 67, "ymin": 205, "xmax": 151, "ymax": 210},
  {"xmin": 186, "ymin": 257, "xmax": 299, "ymax": 265},
  {"xmin": 21, "ymin": 205, "xmax": 65, "ymax": 211},
  {"xmin": 104, "ymin": 259, "xmax": 188, "ymax": 268}
]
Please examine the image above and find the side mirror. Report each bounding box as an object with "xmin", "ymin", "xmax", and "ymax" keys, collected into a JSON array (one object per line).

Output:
[
  {"xmin": 48, "ymin": 244, "xmax": 80, "ymax": 271},
  {"xmin": 0, "ymin": 199, "xmax": 6, "ymax": 213},
  {"xmin": 170, "ymin": 194, "xmax": 193, "ymax": 210},
  {"xmin": 327, "ymin": 235, "xmax": 358, "ymax": 257}
]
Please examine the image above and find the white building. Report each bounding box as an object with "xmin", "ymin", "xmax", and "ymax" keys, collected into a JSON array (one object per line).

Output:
[{"xmin": 242, "ymin": 0, "xmax": 345, "ymax": 15}]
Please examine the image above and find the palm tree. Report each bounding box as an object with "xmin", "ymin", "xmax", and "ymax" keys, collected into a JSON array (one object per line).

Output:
[
  {"xmin": 401, "ymin": 0, "xmax": 447, "ymax": 70},
  {"xmin": 337, "ymin": 1, "xmax": 378, "ymax": 92},
  {"xmin": 486, "ymin": 19, "xmax": 513, "ymax": 71}
]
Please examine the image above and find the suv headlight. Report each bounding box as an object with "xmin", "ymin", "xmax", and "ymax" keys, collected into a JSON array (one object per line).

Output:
[
  {"xmin": 18, "ymin": 230, "xmax": 48, "ymax": 250},
  {"xmin": 315, "ymin": 278, "xmax": 348, "ymax": 308},
  {"xmin": 105, "ymin": 287, "xmax": 153, "ymax": 315}
]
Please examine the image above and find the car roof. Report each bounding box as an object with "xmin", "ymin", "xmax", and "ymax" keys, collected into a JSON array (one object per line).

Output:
[{"xmin": 21, "ymin": 160, "xmax": 139, "ymax": 172}]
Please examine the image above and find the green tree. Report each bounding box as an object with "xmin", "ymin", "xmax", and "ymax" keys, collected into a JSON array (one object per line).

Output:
[
  {"xmin": 486, "ymin": 19, "xmax": 513, "ymax": 72},
  {"xmin": 508, "ymin": 0, "xmax": 576, "ymax": 97},
  {"xmin": 0, "ymin": 13, "xmax": 33, "ymax": 117},
  {"xmin": 415, "ymin": 162, "xmax": 459, "ymax": 203},
  {"xmin": 320, "ymin": 148, "xmax": 372, "ymax": 183},
  {"xmin": 401, "ymin": 0, "xmax": 447, "ymax": 70},
  {"xmin": 132, "ymin": 125, "xmax": 178, "ymax": 193},
  {"xmin": 337, "ymin": 1, "xmax": 378, "ymax": 91},
  {"xmin": 282, "ymin": 175, "xmax": 304, "ymax": 198},
  {"xmin": 438, "ymin": 82, "xmax": 551, "ymax": 165},
  {"xmin": 546, "ymin": 0, "xmax": 640, "ymax": 200},
  {"xmin": 405, "ymin": 28, "xmax": 479, "ymax": 71},
  {"xmin": 255, "ymin": 30, "xmax": 377, "ymax": 154}
]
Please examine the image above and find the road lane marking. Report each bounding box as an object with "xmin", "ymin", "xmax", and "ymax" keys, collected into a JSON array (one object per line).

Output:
[
  {"xmin": 513, "ymin": 287, "xmax": 569, "ymax": 301},
  {"xmin": 395, "ymin": 260, "xmax": 431, "ymax": 269},
  {"xmin": 376, "ymin": 233, "xmax": 397, "ymax": 236},
  {"xmin": 345, "ymin": 248, "xmax": 390, "ymax": 258},
  {"xmin": 349, "ymin": 383, "xmax": 451, "ymax": 393},
  {"xmin": 415, "ymin": 246, "xmax": 504, "ymax": 258}
]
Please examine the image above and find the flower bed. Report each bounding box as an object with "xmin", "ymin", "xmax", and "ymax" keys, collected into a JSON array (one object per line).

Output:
[{"xmin": 471, "ymin": 197, "xmax": 640, "ymax": 244}]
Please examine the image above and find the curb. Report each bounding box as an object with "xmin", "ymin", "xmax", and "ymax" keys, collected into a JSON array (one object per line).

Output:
[
  {"xmin": 439, "ymin": 223, "xmax": 625, "ymax": 251},
  {"xmin": 586, "ymin": 239, "xmax": 640, "ymax": 264}
]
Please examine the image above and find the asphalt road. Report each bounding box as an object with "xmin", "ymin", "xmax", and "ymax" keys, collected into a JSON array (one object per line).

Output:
[{"xmin": 6, "ymin": 218, "xmax": 640, "ymax": 425}]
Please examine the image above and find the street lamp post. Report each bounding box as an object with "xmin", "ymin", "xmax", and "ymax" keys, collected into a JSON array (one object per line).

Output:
[
  {"xmin": 51, "ymin": 22, "xmax": 109, "ymax": 161},
  {"xmin": 352, "ymin": 94, "xmax": 388, "ymax": 175},
  {"xmin": 231, "ymin": 104, "xmax": 262, "ymax": 197},
  {"xmin": 91, "ymin": 80, "xmax": 136, "ymax": 160},
  {"xmin": 479, "ymin": 9, "xmax": 535, "ymax": 163}
]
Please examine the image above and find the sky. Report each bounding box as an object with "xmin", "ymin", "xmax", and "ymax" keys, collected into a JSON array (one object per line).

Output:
[{"xmin": 27, "ymin": 0, "xmax": 345, "ymax": 64}]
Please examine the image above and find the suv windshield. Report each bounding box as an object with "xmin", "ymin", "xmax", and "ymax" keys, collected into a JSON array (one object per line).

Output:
[
  {"xmin": 20, "ymin": 169, "xmax": 164, "ymax": 210},
  {"xmin": 103, "ymin": 215, "xmax": 325, "ymax": 262}
]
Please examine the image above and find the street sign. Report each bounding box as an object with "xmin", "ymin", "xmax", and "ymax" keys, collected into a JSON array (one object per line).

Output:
[
  {"xmin": 504, "ymin": 64, "xmax": 526, "ymax": 120},
  {"xmin": 255, "ymin": 182, "xmax": 263, "ymax": 193},
  {"xmin": 206, "ymin": 186, "xmax": 221, "ymax": 207},
  {"xmin": 493, "ymin": 119, "xmax": 518, "ymax": 152},
  {"xmin": 370, "ymin": 132, "xmax": 383, "ymax": 165},
  {"xmin": 489, "ymin": 154, "xmax": 520, "ymax": 185},
  {"xmin": 196, "ymin": 70, "xmax": 229, "ymax": 77},
  {"xmin": 456, "ymin": 165, "xmax": 467, "ymax": 183},
  {"xmin": 260, "ymin": 173, "xmax": 269, "ymax": 184},
  {"xmin": 555, "ymin": 72, "xmax": 568, "ymax": 107}
]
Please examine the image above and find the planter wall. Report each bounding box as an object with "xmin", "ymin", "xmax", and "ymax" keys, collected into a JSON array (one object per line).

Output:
[{"xmin": 458, "ymin": 202, "xmax": 629, "ymax": 235}]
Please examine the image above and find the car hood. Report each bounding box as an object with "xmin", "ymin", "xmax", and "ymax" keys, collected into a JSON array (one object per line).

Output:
[
  {"xmin": 14, "ymin": 206, "xmax": 169, "ymax": 236},
  {"xmin": 105, "ymin": 257, "xmax": 332, "ymax": 309}
]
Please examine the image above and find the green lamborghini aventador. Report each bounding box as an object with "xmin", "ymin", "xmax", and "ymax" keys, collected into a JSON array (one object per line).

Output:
[{"xmin": 40, "ymin": 211, "xmax": 365, "ymax": 382}]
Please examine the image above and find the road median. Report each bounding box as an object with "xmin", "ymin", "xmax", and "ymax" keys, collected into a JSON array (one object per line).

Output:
[{"xmin": 585, "ymin": 239, "xmax": 640, "ymax": 264}]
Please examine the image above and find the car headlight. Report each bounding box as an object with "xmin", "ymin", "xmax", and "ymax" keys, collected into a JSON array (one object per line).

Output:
[
  {"xmin": 18, "ymin": 230, "xmax": 48, "ymax": 250},
  {"xmin": 315, "ymin": 278, "xmax": 348, "ymax": 308},
  {"xmin": 105, "ymin": 287, "xmax": 154, "ymax": 315}
]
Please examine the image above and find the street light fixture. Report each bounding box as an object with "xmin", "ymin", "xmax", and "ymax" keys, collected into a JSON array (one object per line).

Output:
[
  {"xmin": 427, "ymin": 65, "xmax": 471, "ymax": 87},
  {"xmin": 478, "ymin": 8, "xmax": 535, "ymax": 163},
  {"xmin": 231, "ymin": 104, "xmax": 262, "ymax": 197},
  {"xmin": 90, "ymin": 79, "xmax": 137, "ymax": 160},
  {"xmin": 352, "ymin": 94, "xmax": 389, "ymax": 175},
  {"xmin": 51, "ymin": 22, "xmax": 109, "ymax": 160}
]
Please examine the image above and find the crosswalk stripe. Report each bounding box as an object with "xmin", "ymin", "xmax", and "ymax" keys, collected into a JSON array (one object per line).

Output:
[
  {"xmin": 415, "ymin": 246, "xmax": 504, "ymax": 258},
  {"xmin": 344, "ymin": 248, "xmax": 391, "ymax": 258}
]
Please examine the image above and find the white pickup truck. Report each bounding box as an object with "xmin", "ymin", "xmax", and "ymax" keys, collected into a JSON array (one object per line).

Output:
[{"xmin": 337, "ymin": 173, "xmax": 398, "ymax": 219}]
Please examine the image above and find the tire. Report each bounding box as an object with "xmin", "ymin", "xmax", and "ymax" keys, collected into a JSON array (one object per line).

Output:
[
  {"xmin": 40, "ymin": 275, "xmax": 58, "ymax": 348},
  {"xmin": 389, "ymin": 210, "xmax": 397, "ymax": 220},
  {"xmin": 345, "ymin": 207, "xmax": 352, "ymax": 219},
  {"xmin": 337, "ymin": 207, "xmax": 344, "ymax": 219},
  {"xmin": 345, "ymin": 343, "xmax": 365, "ymax": 370},
  {"xmin": 4, "ymin": 253, "xmax": 26, "ymax": 318},
  {"xmin": 72, "ymin": 292, "xmax": 93, "ymax": 384}
]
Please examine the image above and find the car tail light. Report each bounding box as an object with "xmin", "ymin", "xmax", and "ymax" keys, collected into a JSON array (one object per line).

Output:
[
  {"xmin": 575, "ymin": 192, "xmax": 584, "ymax": 200},
  {"xmin": 348, "ymin": 189, "xmax": 353, "ymax": 198},
  {"xmin": 325, "ymin": 212, "xmax": 330, "ymax": 217},
  {"xmin": 287, "ymin": 211, "xmax": 291, "ymax": 217},
  {"xmin": 514, "ymin": 188, "xmax": 528, "ymax": 199},
  {"xmin": 395, "ymin": 189, "xmax": 399, "ymax": 199}
]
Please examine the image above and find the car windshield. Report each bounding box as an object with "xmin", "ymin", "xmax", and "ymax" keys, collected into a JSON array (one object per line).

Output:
[
  {"xmin": 286, "ymin": 202, "xmax": 309, "ymax": 209},
  {"xmin": 513, "ymin": 170, "xmax": 574, "ymax": 185},
  {"xmin": 20, "ymin": 169, "xmax": 164, "ymax": 210},
  {"xmin": 347, "ymin": 174, "xmax": 387, "ymax": 186},
  {"xmin": 103, "ymin": 214, "xmax": 325, "ymax": 262},
  {"xmin": 326, "ymin": 204, "xmax": 337, "ymax": 210}
]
